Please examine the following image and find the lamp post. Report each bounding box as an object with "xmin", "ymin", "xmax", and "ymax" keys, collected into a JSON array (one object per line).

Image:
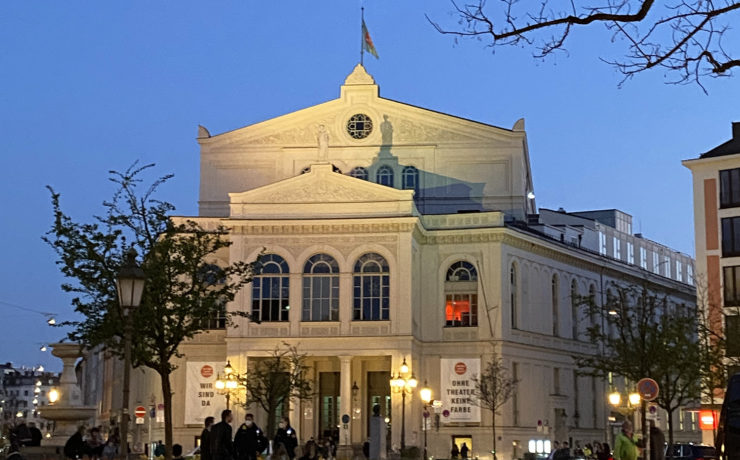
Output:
[
  {"xmin": 214, "ymin": 361, "xmax": 240, "ymax": 410},
  {"xmin": 390, "ymin": 358, "xmax": 417, "ymax": 450},
  {"xmin": 420, "ymin": 382, "xmax": 433, "ymax": 460},
  {"xmin": 116, "ymin": 248, "xmax": 146, "ymax": 460}
]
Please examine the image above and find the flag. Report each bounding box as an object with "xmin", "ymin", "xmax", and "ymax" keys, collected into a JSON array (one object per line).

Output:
[{"xmin": 362, "ymin": 19, "xmax": 379, "ymax": 59}]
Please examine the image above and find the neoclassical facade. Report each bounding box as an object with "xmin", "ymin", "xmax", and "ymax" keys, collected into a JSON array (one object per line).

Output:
[{"xmin": 84, "ymin": 65, "xmax": 699, "ymax": 459}]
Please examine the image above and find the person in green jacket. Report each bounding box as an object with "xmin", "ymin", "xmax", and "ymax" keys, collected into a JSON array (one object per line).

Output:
[{"xmin": 614, "ymin": 420, "xmax": 639, "ymax": 460}]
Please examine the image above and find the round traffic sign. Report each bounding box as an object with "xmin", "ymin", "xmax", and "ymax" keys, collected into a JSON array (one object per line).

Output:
[
  {"xmin": 637, "ymin": 378, "xmax": 659, "ymax": 401},
  {"xmin": 134, "ymin": 406, "xmax": 147, "ymax": 418},
  {"xmin": 341, "ymin": 414, "xmax": 350, "ymax": 424}
]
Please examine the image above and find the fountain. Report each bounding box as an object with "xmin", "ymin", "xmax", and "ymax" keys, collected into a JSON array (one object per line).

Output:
[{"xmin": 39, "ymin": 342, "xmax": 97, "ymax": 447}]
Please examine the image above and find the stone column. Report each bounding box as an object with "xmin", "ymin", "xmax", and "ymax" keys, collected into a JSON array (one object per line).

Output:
[{"xmin": 337, "ymin": 356, "xmax": 354, "ymax": 459}]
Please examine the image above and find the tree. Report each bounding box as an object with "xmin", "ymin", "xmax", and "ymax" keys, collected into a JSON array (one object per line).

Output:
[
  {"xmin": 575, "ymin": 282, "xmax": 708, "ymax": 449},
  {"xmin": 427, "ymin": 0, "xmax": 740, "ymax": 90},
  {"xmin": 44, "ymin": 163, "xmax": 258, "ymax": 460},
  {"xmin": 472, "ymin": 352, "xmax": 518, "ymax": 460},
  {"xmin": 239, "ymin": 343, "xmax": 313, "ymax": 438}
]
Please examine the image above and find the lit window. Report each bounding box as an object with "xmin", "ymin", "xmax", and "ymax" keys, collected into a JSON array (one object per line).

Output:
[
  {"xmin": 353, "ymin": 253, "xmax": 390, "ymax": 321},
  {"xmin": 302, "ymin": 254, "xmax": 340, "ymax": 321},
  {"xmin": 252, "ymin": 254, "xmax": 290, "ymax": 322},
  {"xmin": 445, "ymin": 261, "xmax": 478, "ymax": 327}
]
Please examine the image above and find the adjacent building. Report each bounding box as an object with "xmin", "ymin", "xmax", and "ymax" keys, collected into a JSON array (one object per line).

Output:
[
  {"xmin": 84, "ymin": 65, "xmax": 700, "ymax": 459},
  {"xmin": 0, "ymin": 363, "xmax": 59, "ymax": 435}
]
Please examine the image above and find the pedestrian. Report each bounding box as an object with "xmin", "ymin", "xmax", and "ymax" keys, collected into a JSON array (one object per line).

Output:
[
  {"xmin": 211, "ymin": 410, "xmax": 235, "ymax": 460},
  {"xmin": 14, "ymin": 423, "xmax": 32, "ymax": 447},
  {"xmin": 27, "ymin": 423, "xmax": 42, "ymax": 447},
  {"xmin": 461, "ymin": 443, "xmax": 469, "ymax": 459},
  {"xmin": 300, "ymin": 441, "xmax": 320, "ymax": 460},
  {"xmin": 201, "ymin": 417, "xmax": 215, "ymax": 460},
  {"xmin": 173, "ymin": 444, "xmax": 185, "ymax": 460},
  {"xmin": 154, "ymin": 440, "xmax": 165, "ymax": 457},
  {"xmin": 598, "ymin": 443, "xmax": 611, "ymax": 460},
  {"xmin": 102, "ymin": 429, "xmax": 119, "ymax": 460},
  {"xmin": 548, "ymin": 442, "xmax": 561, "ymax": 460},
  {"xmin": 451, "ymin": 443, "xmax": 460, "ymax": 459},
  {"xmin": 274, "ymin": 417, "xmax": 298, "ymax": 460},
  {"xmin": 234, "ymin": 413, "xmax": 267, "ymax": 460},
  {"xmin": 614, "ymin": 420, "xmax": 638, "ymax": 460},
  {"xmin": 555, "ymin": 442, "xmax": 571, "ymax": 460},
  {"xmin": 87, "ymin": 427, "xmax": 104, "ymax": 459},
  {"xmin": 649, "ymin": 421, "xmax": 665, "ymax": 460},
  {"xmin": 64, "ymin": 426, "xmax": 88, "ymax": 460}
]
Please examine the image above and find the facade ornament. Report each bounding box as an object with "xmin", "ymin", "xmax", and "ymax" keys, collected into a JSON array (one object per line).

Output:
[{"xmin": 317, "ymin": 124, "xmax": 329, "ymax": 161}]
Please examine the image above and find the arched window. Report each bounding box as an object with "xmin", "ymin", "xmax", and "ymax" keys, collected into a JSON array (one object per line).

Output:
[
  {"xmin": 401, "ymin": 166, "xmax": 418, "ymax": 190},
  {"xmin": 552, "ymin": 274, "xmax": 560, "ymax": 336},
  {"xmin": 571, "ymin": 279, "xmax": 579, "ymax": 339},
  {"xmin": 510, "ymin": 263, "xmax": 518, "ymax": 329},
  {"xmin": 445, "ymin": 261, "xmax": 478, "ymax": 327},
  {"xmin": 589, "ymin": 283, "xmax": 597, "ymax": 329},
  {"xmin": 353, "ymin": 253, "xmax": 390, "ymax": 321},
  {"xmin": 252, "ymin": 254, "xmax": 290, "ymax": 322},
  {"xmin": 198, "ymin": 264, "xmax": 227, "ymax": 329},
  {"xmin": 302, "ymin": 254, "xmax": 340, "ymax": 321},
  {"xmin": 376, "ymin": 166, "xmax": 394, "ymax": 187},
  {"xmin": 349, "ymin": 167, "xmax": 369, "ymax": 180}
]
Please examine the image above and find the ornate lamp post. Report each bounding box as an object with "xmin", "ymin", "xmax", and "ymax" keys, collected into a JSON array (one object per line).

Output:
[
  {"xmin": 215, "ymin": 361, "xmax": 240, "ymax": 410},
  {"xmin": 390, "ymin": 358, "xmax": 417, "ymax": 450},
  {"xmin": 116, "ymin": 248, "xmax": 146, "ymax": 460},
  {"xmin": 420, "ymin": 383, "xmax": 433, "ymax": 460}
]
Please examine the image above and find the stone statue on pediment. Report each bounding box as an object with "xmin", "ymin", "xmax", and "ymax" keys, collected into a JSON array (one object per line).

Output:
[{"xmin": 317, "ymin": 124, "xmax": 329, "ymax": 161}]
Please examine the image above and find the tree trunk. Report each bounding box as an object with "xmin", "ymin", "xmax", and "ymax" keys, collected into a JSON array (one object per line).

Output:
[
  {"xmin": 492, "ymin": 409, "xmax": 497, "ymax": 460},
  {"xmin": 160, "ymin": 368, "xmax": 174, "ymax": 460},
  {"xmin": 666, "ymin": 407, "xmax": 675, "ymax": 459},
  {"xmin": 266, "ymin": 402, "xmax": 277, "ymax": 440}
]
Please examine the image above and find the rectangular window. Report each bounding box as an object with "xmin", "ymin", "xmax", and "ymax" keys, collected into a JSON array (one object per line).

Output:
[
  {"xmin": 664, "ymin": 256, "xmax": 671, "ymax": 277},
  {"xmin": 653, "ymin": 252, "xmax": 660, "ymax": 274},
  {"xmin": 688, "ymin": 265, "xmax": 694, "ymax": 285},
  {"xmin": 676, "ymin": 261, "xmax": 683, "ymax": 282},
  {"xmin": 445, "ymin": 294, "xmax": 478, "ymax": 327},
  {"xmin": 722, "ymin": 217, "xmax": 740, "ymax": 257},
  {"xmin": 720, "ymin": 168, "xmax": 740, "ymax": 208},
  {"xmin": 640, "ymin": 247, "xmax": 648, "ymax": 269},
  {"xmin": 627, "ymin": 242, "xmax": 634, "ymax": 264},
  {"xmin": 727, "ymin": 315, "xmax": 740, "ymax": 357},
  {"xmin": 599, "ymin": 232, "xmax": 607, "ymax": 255},
  {"xmin": 613, "ymin": 238, "xmax": 621, "ymax": 259}
]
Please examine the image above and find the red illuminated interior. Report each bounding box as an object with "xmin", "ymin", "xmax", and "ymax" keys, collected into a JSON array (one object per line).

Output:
[{"xmin": 446, "ymin": 300, "xmax": 470, "ymax": 321}]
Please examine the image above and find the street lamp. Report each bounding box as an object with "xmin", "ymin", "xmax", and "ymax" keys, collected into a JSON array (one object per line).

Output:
[
  {"xmin": 116, "ymin": 247, "xmax": 146, "ymax": 460},
  {"xmin": 420, "ymin": 382, "xmax": 433, "ymax": 460},
  {"xmin": 390, "ymin": 358, "xmax": 417, "ymax": 450},
  {"xmin": 215, "ymin": 361, "xmax": 241, "ymax": 410}
]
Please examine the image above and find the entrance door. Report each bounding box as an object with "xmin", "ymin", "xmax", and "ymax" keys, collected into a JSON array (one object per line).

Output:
[
  {"xmin": 366, "ymin": 371, "xmax": 391, "ymax": 437},
  {"xmin": 319, "ymin": 372, "xmax": 340, "ymax": 440}
]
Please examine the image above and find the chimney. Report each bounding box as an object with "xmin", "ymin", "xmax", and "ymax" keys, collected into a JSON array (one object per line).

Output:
[{"xmin": 734, "ymin": 121, "xmax": 740, "ymax": 140}]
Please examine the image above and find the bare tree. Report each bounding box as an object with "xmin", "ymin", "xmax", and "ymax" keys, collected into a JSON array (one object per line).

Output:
[
  {"xmin": 239, "ymin": 344, "xmax": 313, "ymax": 438},
  {"xmin": 473, "ymin": 353, "xmax": 518, "ymax": 460},
  {"xmin": 427, "ymin": 0, "xmax": 740, "ymax": 90}
]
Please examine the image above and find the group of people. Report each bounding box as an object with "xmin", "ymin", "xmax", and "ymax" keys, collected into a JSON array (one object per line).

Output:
[
  {"xmin": 202, "ymin": 410, "xmax": 301, "ymax": 460},
  {"xmin": 543, "ymin": 420, "xmax": 665, "ymax": 460},
  {"xmin": 64, "ymin": 425, "xmax": 120, "ymax": 460},
  {"xmin": 546, "ymin": 440, "xmax": 613, "ymax": 460},
  {"xmin": 450, "ymin": 442, "xmax": 470, "ymax": 459}
]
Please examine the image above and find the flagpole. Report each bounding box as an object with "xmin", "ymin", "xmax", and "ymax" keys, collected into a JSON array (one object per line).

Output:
[{"xmin": 360, "ymin": 7, "xmax": 365, "ymax": 65}]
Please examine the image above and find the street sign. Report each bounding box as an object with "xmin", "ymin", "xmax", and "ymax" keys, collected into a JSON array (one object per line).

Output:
[
  {"xmin": 134, "ymin": 406, "xmax": 147, "ymax": 418},
  {"xmin": 646, "ymin": 403, "xmax": 658, "ymax": 420},
  {"xmin": 341, "ymin": 414, "xmax": 350, "ymax": 424},
  {"xmin": 637, "ymin": 378, "xmax": 659, "ymax": 401},
  {"xmin": 135, "ymin": 417, "xmax": 145, "ymax": 425}
]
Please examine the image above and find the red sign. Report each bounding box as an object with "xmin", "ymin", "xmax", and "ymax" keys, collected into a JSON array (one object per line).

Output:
[
  {"xmin": 454, "ymin": 362, "xmax": 467, "ymax": 375},
  {"xmin": 637, "ymin": 378, "xmax": 659, "ymax": 401},
  {"xmin": 699, "ymin": 410, "xmax": 719, "ymax": 430},
  {"xmin": 134, "ymin": 406, "xmax": 147, "ymax": 418},
  {"xmin": 201, "ymin": 365, "xmax": 214, "ymax": 378}
]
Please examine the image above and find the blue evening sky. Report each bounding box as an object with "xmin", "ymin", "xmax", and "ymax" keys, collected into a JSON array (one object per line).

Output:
[{"xmin": 1, "ymin": 2, "xmax": 738, "ymax": 370}]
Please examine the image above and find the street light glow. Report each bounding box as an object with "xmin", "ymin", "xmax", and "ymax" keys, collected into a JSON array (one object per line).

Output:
[
  {"xmin": 629, "ymin": 393, "xmax": 641, "ymax": 405},
  {"xmin": 608, "ymin": 392, "xmax": 621, "ymax": 406},
  {"xmin": 48, "ymin": 388, "xmax": 59, "ymax": 404}
]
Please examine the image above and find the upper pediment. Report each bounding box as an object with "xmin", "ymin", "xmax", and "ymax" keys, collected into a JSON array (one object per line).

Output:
[{"xmin": 228, "ymin": 163, "xmax": 417, "ymax": 219}]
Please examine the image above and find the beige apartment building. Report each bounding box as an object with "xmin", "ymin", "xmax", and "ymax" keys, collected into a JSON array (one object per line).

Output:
[{"xmin": 81, "ymin": 65, "xmax": 699, "ymax": 460}]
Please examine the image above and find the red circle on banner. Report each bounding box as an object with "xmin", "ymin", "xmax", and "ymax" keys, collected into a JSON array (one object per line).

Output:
[
  {"xmin": 134, "ymin": 406, "xmax": 147, "ymax": 418},
  {"xmin": 201, "ymin": 365, "xmax": 214, "ymax": 378},
  {"xmin": 454, "ymin": 362, "xmax": 467, "ymax": 375}
]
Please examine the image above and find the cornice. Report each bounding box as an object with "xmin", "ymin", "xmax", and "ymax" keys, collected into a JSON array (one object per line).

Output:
[{"xmin": 228, "ymin": 220, "xmax": 418, "ymax": 235}]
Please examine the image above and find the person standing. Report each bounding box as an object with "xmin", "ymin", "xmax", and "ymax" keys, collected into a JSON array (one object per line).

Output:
[
  {"xmin": 201, "ymin": 417, "xmax": 215, "ymax": 460},
  {"xmin": 649, "ymin": 421, "xmax": 665, "ymax": 460},
  {"xmin": 235, "ymin": 413, "xmax": 267, "ymax": 460},
  {"xmin": 211, "ymin": 410, "xmax": 235, "ymax": 460},
  {"xmin": 614, "ymin": 421, "xmax": 638, "ymax": 460},
  {"xmin": 460, "ymin": 443, "xmax": 470, "ymax": 459},
  {"xmin": 451, "ymin": 443, "xmax": 460, "ymax": 459},
  {"xmin": 274, "ymin": 417, "xmax": 298, "ymax": 460}
]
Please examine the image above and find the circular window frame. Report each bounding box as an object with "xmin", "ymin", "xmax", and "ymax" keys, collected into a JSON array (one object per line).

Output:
[{"xmin": 346, "ymin": 113, "xmax": 373, "ymax": 140}]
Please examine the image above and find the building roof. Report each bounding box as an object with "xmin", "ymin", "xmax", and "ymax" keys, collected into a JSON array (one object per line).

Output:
[{"xmin": 700, "ymin": 122, "xmax": 740, "ymax": 158}]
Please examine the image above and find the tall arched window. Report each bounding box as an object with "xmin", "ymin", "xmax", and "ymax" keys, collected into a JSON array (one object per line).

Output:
[
  {"xmin": 353, "ymin": 253, "xmax": 390, "ymax": 321},
  {"xmin": 349, "ymin": 167, "xmax": 369, "ymax": 180},
  {"xmin": 252, "ymin": 254, "xmax": 290, "ymax": 322},
  {"xmin": 401, "ymin": 166, "xmax": 418, "ymax": 190},
  {"xmin": 571, "ymin": 279, "xmax": 579, "ymax": 339},
  {"xmin": 376, "ymin": 166, "xmax": 394, "ymax": 187},
  {"xmin": 552, "ymin": 274, "xmax": 560, "ymax": 336},
  {"xmin": 589, "ymin": 283, "xmax": 597, "ymax": 329},
  {"xmin": 510, "ymin": 263, "xmax": 518, "ymax": 329},
  {"xmin": 445, "ymin": 261, "xmax": 478, "ymax": 327},
  {"xmin": 302, "ymin": 254, "xmax": 339, "ymax": 321}
]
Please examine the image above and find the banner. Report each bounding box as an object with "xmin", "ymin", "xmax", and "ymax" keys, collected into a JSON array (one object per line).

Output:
[
  {"xmin": 184, "ymin": 362, "xmax": 225, "ymax": 425},
  {"xmin": 440, "ymin": 358, "xmax": 480, "ymax": 423}
]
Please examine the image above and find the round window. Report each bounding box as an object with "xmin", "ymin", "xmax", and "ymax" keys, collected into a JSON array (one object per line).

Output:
[{"xmin": 346, "ymin": 114, "xmax": 373, "ymax": 139}]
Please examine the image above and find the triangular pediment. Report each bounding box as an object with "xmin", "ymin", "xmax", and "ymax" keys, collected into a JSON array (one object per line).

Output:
[{"xmin": 228, "ymin": 163, "xmax": 417, "ymax": 219}]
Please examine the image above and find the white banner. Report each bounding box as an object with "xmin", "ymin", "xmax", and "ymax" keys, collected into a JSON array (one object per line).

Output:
[
  {"xmin": 440, "ymin": 358, "xmax": 480, "ymax": 423},
  {"xmin": 184, "ymin": 362, "xmax": 225, "ymax": 425}
]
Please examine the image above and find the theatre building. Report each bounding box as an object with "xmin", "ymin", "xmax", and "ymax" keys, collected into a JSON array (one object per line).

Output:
[{"xmin": 81, "ymin": 65, "xmax": 699, "ymax": 459}]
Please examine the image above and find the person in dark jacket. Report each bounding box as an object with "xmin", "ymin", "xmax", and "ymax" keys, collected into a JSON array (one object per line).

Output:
[
  {"xmin": 28, "ymin": 423, "xmax": 43, "ymax": 447},
  {"xmin": 234, "ymin": 414, "xmax": 266, "ymax": 460},
  {"xmin": 210, "ymin": 410, "xmax": 235, "ymax": 460},
  {"xmin": 201, "ymin": 417, "xmax": 215, "ymax": 460},
  {"xmin": 173, "ymin": 444, "xmax": 185, "ymax": 460},
  {"xmin": 64, "ymin": 426, "xmax": 88, "ymax": 460},
  {"xmin": 273, "ymin": 417, "xmax": 298, "ymax": 460}
]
